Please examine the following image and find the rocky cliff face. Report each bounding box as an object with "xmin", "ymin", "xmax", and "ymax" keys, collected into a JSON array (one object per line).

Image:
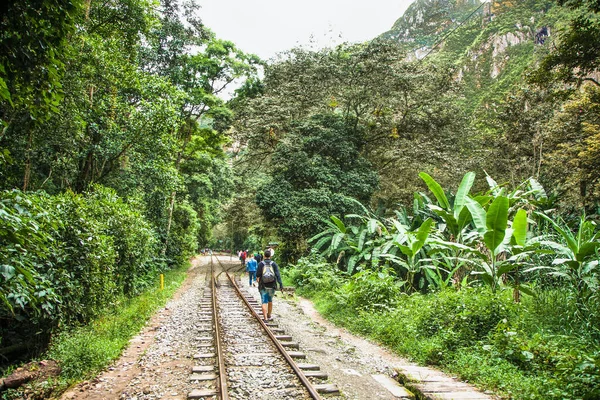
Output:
[
  {"xmin": 380, "ymin": 0, "xmax": 558, "ymax": 109},
  {"xmin": 381, "ymin": 0, "xmax": 483, "ymax": 50}
]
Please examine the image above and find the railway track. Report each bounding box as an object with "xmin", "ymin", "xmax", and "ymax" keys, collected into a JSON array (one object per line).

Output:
[{"xmin": 187, "ymin": 256, "xmax": 338, "ymax": 399}]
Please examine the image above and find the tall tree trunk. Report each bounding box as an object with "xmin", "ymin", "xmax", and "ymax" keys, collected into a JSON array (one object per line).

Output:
[
  {"xmin": 161, "ymin": 190, "xmax": 177, "ymax": 256},
  {"xmin": 161, "ymin": 126, "xmax": 192, "ymax": 256},
  {"xmin": 23, "ymin": 131, "xmax": 32, "ymax": 191}
]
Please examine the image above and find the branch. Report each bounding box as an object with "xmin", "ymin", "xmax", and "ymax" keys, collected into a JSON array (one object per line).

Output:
[{"xmin": 580, "ymin": 77, "xmax": 600, "ymax": 87}]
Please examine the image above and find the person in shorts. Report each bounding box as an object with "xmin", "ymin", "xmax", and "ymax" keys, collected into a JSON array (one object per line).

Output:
[
  {"xmin": 256, "ymin": 249, "xmax": 283, "ymax": 322},
  {"xmin": 246, "ymin": 254, "xmax": 257, "ymax": 286}
]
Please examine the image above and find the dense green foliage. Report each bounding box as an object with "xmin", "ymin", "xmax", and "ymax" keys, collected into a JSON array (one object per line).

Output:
[
  {"xmin": 0, "ymin": 0, "xmax": 257, "ymax": 367},
  {"xmin": 298, "ymin": 170, "xmax": 600, "ymax": 398},
  {"xmin": 255, "ymin": 114, "xmax": 379, "ymax": 260},
  {"xmin": 285, "ymin": 255, "xmax": 600, "ymax": 399},
  {"xmin": 0, "ymin": 188, "xmax": 160, "ymax": 352},
  {"xmin": 3, "ymin": 267, "xmax": 186, "ymax": 399},
  {"xmin": 2, "ymin": 0, "xmax": 600, "ymax": 398}
]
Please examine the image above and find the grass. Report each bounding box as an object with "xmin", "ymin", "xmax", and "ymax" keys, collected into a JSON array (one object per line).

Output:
[{"xmin": 2, "ymin": 266, "xmax": 188, "ymax": 399}]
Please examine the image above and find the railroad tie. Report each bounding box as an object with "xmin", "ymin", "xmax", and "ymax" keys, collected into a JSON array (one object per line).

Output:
[
  {"xmin": 303, "ymin": 370, "xmax": 328, "ymax": 379},
  {"xmin": 191, "ymin": 365, "xmax": 214, "ymax": 373},
  {"xmin": 189, "ymin": 373, "xmax": 218, "ymax": 381},
  {"xmin": 187, "ymin": 388, "xmax": 217, "ymax": 399},
  {"xmin": 193, "ymin": 353, "xmax": 216, "ymax": 359},
  {"xmin": 297, "ymin": 363, "xmax": 320, "ymax": 371},
  {"xmin": 286, "ymin": 351, "xmax": 306, "ymax": 359},
  {"xmin": 314, "ymin": 384, "xmax": 340, "ymax": 395}
]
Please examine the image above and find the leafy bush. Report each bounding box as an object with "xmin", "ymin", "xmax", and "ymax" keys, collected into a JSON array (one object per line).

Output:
[
  {"xmin": 283, "ymin": 251, "xmax": 343, "ymax": 295},
  {"xmin": 0, "ymin": 191, "xmax": 61, "ymax": 326},
  {"xmin": 165, "ymin": 200, "xmax": 200, "ymax": 267},
  {"xmin": 337, "ymin": 266, "xmax": 402, "ymax": 311},
  {"xmin": 0, "ymin": 187, "xmax": 164, "ymax": 358}
]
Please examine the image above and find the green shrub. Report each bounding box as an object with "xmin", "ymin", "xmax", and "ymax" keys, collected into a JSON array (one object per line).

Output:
[
  {"xmin": 0, "ymin": 187, "xmax": 164, "ymax": 358},
  {"xmin": 165, "ymin": 200, "xmax": 199, "ymax": 266},
  {"xmin": 0, "ymin": 190, "xmax": 61, "ymax": 326},
  {"xmin": 338, "ymin": 266, "xmax": 401, "ymax": 311},
  {"xmin": 283, "ymin": 252, "xmax": 343, "ymax": 295}
]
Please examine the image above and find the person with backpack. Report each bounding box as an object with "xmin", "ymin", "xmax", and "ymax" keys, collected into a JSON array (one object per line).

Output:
[
  {"xmin": 256, "ymin": 249, "xmax": 283, "ymax": 322},
  {"xmin": 246, "ymin": 254, "xmax": 257, "ymax": 286}
]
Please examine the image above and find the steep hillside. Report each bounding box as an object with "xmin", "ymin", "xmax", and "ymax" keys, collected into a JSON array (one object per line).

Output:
[
  {"xmin": 381, "ymin": 0, "xmax": 565, "ymax": 113},
  {"xmin": 381, "ymin": 0, "xmax": 483, "ymax": 58}
]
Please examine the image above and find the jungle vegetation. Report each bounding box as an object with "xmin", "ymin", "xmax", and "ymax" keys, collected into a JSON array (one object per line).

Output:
[{"xmin": 1, "ymin": 0, "xmax": 600, "ymax": 398}]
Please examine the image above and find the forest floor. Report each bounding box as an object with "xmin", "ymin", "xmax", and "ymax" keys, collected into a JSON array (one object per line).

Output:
[{"xmin": 59, "ymin": 255, "xmax": 492, "ymax": 400}]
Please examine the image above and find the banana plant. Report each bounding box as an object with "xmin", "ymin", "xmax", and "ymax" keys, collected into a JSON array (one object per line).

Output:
[
  {"xmin": 309, "ymin": 214, "xmax": 387, "ymax": 274},
  {"xmin": 485, "ymin": 173, "xmax": 553, "ymax": 212},
  {"xmin": 380, "ymin": 217, "xmax": 435, "ymax": 292},
  {"xmin": 527, "ymin": 213, "xmax": 600, "ymax": 300},
  {"xmin": 344, "ymin": 214, "xmax": 389, "ymax": 273},
  {"xmin": 419, "ymin": 171, "xmax": 475, "ymax": 241},
  {"xmin": 434, "ymin": 195, "xmax": 534, "ymax": 293}
]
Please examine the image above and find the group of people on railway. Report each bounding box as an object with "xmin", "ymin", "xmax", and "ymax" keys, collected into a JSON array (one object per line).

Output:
[{"xmin": 243, "ymin": 248, "xmax": 282, "ymax": 323}]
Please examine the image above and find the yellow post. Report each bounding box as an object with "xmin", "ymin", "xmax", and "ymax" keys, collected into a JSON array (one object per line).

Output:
[{"xmin": 160, "ymin": 274, "xmax": 164, "ymax": 290}]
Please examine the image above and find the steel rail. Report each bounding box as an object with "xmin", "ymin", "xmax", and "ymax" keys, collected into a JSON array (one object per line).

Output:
[
  {"xmin": 218, "ymin": 264, "xmax": 321, "ymax": 400},
  {"xmin": 211, "ymin": 255, "xmax": 230, "ymax": 400}
]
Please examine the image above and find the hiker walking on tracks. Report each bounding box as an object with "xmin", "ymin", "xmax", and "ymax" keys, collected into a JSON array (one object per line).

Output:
[
  {"xmin": 256, "ymin": 249, "xmax": 283, "ymax": 322},
  {"xmin": 246, "ymin": 254, "xmax": 257, "ymax": 286}
]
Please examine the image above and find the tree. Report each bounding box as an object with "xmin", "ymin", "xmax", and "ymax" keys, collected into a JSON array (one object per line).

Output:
[
  {"xmin": 0, "ymin": 0, "xmax": 82, "ymax": 124},
  {"xmin": 255, "ymin": 114, "xmax": 379, "ymax": 261},
  {"xmin": 232, "ymin": 40, "xmax": 469, "ymax": 206},
  {"xmin": 533, "ymin": 0, "xmax": 600, "ymax": 86}
]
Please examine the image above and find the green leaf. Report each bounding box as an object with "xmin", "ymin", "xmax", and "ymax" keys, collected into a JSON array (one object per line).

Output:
[
  {"xmin": 486, "ymin": 174, "xmax": 500, "ymax": 193},
  {"xmin": 497, "ymin": 263, "xmax": 517, "ymax": 276},
  {"xmin": 518, "ymin": 284, "xmax": 536, "ymax": 297},
  {"xmin": 330, "ymin": 215, "xmax": 346, "ymax": 234},
  {"xmin": 454, "ymin": 172, "xmax": 475, "ymax": 218},
  {"xmin": 528, "ymin": 178, "xmax": 548, "ymax": 200},
  {"xmin": 536, "ymin": 212, "xmax": 578, "ymax": 255},
  {"xmin": 357, "ymin": 229, "xmax": 367, "ymax": 252},
  {"xmin": 466, "ymin": 197, "xmax": 486, "ymax": 235},
  {"xmin": 484, "ymin": 196, "xmax": 509, "ymax": 253},
  {"xmin": 419, "ymin": 172, "xmax": 450, "ymax": 210},
  {"xmin": 312, "ymin": 236, "xmax": 332, "ymax": 253},
  {"xmin": 396, "ymin": 244, "xmax": 413, "ymax": 257},
  {"xmin": 367, "ymin": 218, "xmax": 378, "ymax": 235},
  {"xmin": 431, "ymin": 207, "xmax": 459, "ymax": 237},
  {"xmin": 0, "ymin": 265, "xmax": 16, "ymax": 280},
  {"xmin": 413, "ymin": 218, "xmax": 433, "ymax": 254},
  {"xmin": 330, "ymin": 232, "xmax": 344, "ymax": 252},
  {"xmin": 457, "ymin": 205, "xmax": 472, "ymax": 234},
  {"xmin": 512, "ymin": 209, "xmax": 528, "ymax": 247},
  {"xmin": 578, "ymin": 242, "xmax": 600, "ymax": 261}
]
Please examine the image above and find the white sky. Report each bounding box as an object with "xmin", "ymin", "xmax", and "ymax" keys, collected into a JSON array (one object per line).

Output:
[{"xmin": 198, "ymin": 0, "xmax": 415, "ymax": 60}]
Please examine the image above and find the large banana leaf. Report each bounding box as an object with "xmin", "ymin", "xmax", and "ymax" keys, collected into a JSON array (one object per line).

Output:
[
  {"xmin": 512, "ymin": 209, "xmax": 528, "ymax": 247},
  {"xmin": 330, "ymin": 215, "xmax": 346, "ymax": 234},
  {"xmin": 413, "ymin": 218, "xmax": 434, "ymax": 254},
  {"xmin": 454, "ymin": 171, "xmax": 475, "ymax": 218},
  {"xmin": 428, "ymin": 205, "xmax": 459, "ymax": 236},
  {"xmin": 466, "ymin": 197, "xmax": 486, "ymax": 234},
  {"xmin": 484, "ymin": 195, "xmax": 509, "ymax": 254},
  {"xmin": 419, "ymin": 172, "xmax": 450, "ymax": 210}
]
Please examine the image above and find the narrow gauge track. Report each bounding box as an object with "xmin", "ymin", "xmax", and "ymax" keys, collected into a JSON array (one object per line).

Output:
[{"xmin": 187, "ymin": 255, "xmax": 334, "ymax": 399}]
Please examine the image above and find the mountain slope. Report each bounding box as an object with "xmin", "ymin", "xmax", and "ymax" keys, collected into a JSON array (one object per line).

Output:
[{"xmin": 380, "ymin": 0, "xmax": 564, "ymax": 112}]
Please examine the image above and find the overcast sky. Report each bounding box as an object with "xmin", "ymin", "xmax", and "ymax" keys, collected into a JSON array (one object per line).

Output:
[{"xmin": 198, "ymin": 0, "xmax": 415, "ymax": 60}]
